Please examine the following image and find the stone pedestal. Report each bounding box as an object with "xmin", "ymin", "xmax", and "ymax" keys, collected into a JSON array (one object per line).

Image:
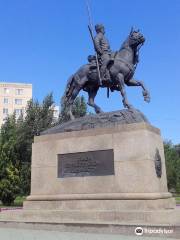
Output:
[
  {"xmin": 0, "ymin": 110, "xmax": 180, "ymax": 233},
  {"xmin": 22, "ymin": 121, "xmax": 178, "ymax": 225}
]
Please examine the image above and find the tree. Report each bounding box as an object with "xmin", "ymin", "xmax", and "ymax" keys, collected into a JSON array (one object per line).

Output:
[
  {"xmin": 0, "ymin": 162, "xmax": 20, "ymax": 205},
  {"xmin": 175, "ymin": 144, "xmax": 180, "ymax": 157},
  {"xmin": 0, "ymin": 115, "xmax": 20, "ymax": 205},
  {"xmin": 16, "ymin": 93, "xmax": 54, "ymax": 195},
  {"xmin": 164, "ymin": 141, "xmax": 180, "ymax": 192},
  {"xmin": 174, "ymin": 144, "xmax": 180, "ymax": 192},
  {"xmin": 0, "ymin": 93, "xmax": 55, "ymax": 204}
]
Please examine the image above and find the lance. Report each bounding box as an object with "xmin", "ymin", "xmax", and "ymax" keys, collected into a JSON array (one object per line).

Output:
[{"xmin": 86, "ymin": 0, "xmax": 102, "ymax": 85}]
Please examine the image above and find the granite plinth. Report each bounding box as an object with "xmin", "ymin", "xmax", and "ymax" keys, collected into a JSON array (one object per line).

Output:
[{"xmin": 24, "ymin": 121, "xmax": 178, "ymax": 224}]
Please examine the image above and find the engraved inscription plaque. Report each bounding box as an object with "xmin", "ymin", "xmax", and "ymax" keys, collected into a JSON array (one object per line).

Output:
[{"xmin": 58, "ymin": 149, "xmax": 114, "ymax": 178}]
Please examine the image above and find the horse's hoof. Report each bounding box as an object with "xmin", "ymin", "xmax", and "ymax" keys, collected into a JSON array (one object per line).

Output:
[
  {"xmin": 127, "ymin": 105, "xmax": 134, "ymax": 109},
  {"xmin": 122, "ymin": 100, "xmax": 127, "ymax": 108},
  {"xmin": 96, "ymin": 109, "xmax": 103, "ymax": 114},
  {"xmin": 142, "ymin": 90, "xmax": 147, "ymax": 97},
  {"xmin": 123, "ymin": 100, "xmax": 134, "ymax": 109},
  {"xmin": 144, "ymin": 97, "xmax": 150, "ymax": 103},
  {"xmin": 143, "ymin": 90, "xmax": 150, "ymax": 98},
  {"xmin": 142, "ymin": 90, "xmax": 150, "ymax": 103}
]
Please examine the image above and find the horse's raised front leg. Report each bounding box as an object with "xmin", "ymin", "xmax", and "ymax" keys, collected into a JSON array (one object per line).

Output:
[
  {"xmin": 126, "ymin": 79, "xmax": 151, "ymax": 103},
  {"xmin": 116, "ymin": 73, "xmax": 133, "ymax": 109},
  {"xmin": 87, "ymin": 86, "xmax": 102, "ymax": 114}
]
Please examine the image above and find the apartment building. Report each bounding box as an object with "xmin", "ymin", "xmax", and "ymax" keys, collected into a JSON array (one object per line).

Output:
[
  {"xmin": 0, "ymin": 82, "xmax": 32, "ymax": 126},
  {"xmin": 52, "ymin": 105, "xmax": 60, "ymax": 121}
]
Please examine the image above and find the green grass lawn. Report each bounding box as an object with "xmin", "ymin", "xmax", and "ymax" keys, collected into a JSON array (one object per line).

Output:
[
  {"xmin": 174, "ymin": 193, "xmax": 180, "ymax": 204},
  {"xmin": 0, "ymin": 196, "xmax": 26, "ymax": 208},
  {"xmin": 176, "ymin": 197, "xmax": 180, "ymax": 204},
  {"xmin": 14, "ymin": 196, "xmax": 26, "ymax": 206}
]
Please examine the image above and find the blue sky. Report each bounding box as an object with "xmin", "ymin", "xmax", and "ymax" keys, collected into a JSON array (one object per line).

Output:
[{"xmin": 0, "ymin": 0, "xmax": 179, "ymax": 143}]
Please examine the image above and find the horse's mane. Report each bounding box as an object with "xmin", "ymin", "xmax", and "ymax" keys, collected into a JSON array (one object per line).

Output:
[{"xmin": 119, "ymin": 35, "xmax": 130, "ymax": 51}]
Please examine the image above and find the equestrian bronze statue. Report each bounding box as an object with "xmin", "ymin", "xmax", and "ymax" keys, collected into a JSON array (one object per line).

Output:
[{"xmin": 61, "ymin": 25, "xmax": 150, "ymax": 120}]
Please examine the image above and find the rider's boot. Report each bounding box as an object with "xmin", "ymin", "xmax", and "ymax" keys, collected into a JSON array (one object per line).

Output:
[
  {"xmin": 106, "ymin": 70, "xmax": 111, "ymax": 83},
  {"xmin": 101, "ymin": 69, "xmax": 111, "ymax": 85}
]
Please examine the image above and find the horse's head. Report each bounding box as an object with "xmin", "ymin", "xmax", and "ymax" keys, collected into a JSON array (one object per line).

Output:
[{"xmin": 128, "ymin": 28, "xmax": 145, "ymax": 48}]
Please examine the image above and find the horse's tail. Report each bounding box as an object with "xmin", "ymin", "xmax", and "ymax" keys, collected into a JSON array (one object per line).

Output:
[{"xmin": 61, "ymin": 74, "xmax": 75, "ymax": 108}]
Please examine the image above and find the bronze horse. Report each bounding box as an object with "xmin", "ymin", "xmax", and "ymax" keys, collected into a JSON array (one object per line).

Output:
[{"xmin": 62, "ymin": 29, "xmax": 150, "ymax": 120}]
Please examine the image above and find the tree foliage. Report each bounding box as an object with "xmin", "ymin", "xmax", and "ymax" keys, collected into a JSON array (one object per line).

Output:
[
  {"xmin": 164, "ymin": 141, "xmax": 180, "ymax": 192},
  {"xmin": 0, "ymin": 93, "xmax": 54, "ymax": 205},
  {"xmin": 0, "ymin": 115, "xmax": 20, "ymax": 205}
]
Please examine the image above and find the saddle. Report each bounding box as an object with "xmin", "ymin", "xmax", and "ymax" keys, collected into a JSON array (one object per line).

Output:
[{"xmin": 88, "ymin": 53, "xmax": 116, "ymax": 83}]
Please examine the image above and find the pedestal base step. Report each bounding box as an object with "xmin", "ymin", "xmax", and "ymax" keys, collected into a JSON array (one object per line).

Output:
[
  {"xmin": 0, "ymin": 208, "xmax": 180, "ymax": 226},
  {"xmin": 24, "ymin": 198, "xmax": 176, "ymax": 211}
]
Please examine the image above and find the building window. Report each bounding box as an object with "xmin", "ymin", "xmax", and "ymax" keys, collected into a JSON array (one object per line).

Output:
[
  {"xmin": 4, "ymin": 98, "xmax": 9, "ymax": 104},
  {"xmin": 16, "ymin": 89, "xmax": 23, "ymax": 95},
  {"xmin": 4, "ymin": 88, "xmax": 10, "ymax": 94},
  {"xmin": 3, "ymin": 108, "xmax": 8, "ymax": 114},
  {"xmin": 15, "ymin": 109, "xmax": 23, "ymax": 116},
  {"xmin": 15, "ymin": 99, "xmax": 23, "ymax": 105}
]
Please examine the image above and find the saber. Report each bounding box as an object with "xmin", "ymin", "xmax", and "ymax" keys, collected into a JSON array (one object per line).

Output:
[{"xmin": 86, "ymin": 0, "xmax": 102, "ymax": 85}]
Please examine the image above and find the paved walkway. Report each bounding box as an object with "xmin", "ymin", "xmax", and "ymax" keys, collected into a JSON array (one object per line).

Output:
[{"xmin": 0, "ymin": 228, "xmax": 177, "ymax": 240}]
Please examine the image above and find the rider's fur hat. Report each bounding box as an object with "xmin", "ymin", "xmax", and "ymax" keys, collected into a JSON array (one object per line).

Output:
[{"xmin": 95, "ymin": 24, "xmax": 104, "ymax": 32}]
